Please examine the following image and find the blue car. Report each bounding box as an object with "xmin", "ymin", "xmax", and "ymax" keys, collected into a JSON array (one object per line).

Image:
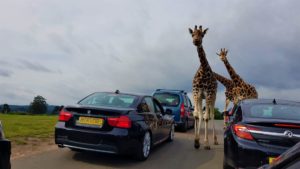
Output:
[{"xmin": 153, "ymin": 89, "xmax": 194, "ymax": 131}]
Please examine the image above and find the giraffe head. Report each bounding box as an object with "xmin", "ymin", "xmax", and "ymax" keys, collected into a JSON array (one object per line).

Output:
[
  {"xmin": 216, "ymin": 48, "xmax": 228, "ymax": 62},
  {"xmin": 189, "ymin": 25, "xmax": 208, "ymax": 46}
]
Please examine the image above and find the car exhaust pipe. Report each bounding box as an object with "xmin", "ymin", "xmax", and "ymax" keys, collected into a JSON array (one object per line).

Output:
[{"xmin": 58, "ymin": 144, "xmax": 64, "ymax": 148}]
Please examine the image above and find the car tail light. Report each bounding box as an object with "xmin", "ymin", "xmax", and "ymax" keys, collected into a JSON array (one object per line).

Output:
[
  {"xmin": 59, "ymin": 109, "xmax": 73, "ymax": 122},
  {"xmin": 233, "ymin": 124, "xmax": 260, "ymax": 141},
  {"xmin": 180, "ymin": 103, "xmax": 185, "ymax": 118},
  {"xmin": 108, "ymin": 116, "xmax": 131, "ymax": 128},
  {"xmin": 274, "ymin": 123, "xmax": 300, "ymax": 128}
]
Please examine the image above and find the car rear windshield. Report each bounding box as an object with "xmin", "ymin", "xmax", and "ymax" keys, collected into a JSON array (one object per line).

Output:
[
  {"xmin": 153, "ymin": 93, "xmax": 180, "ymax": 107},
  {"xmin": 244, "ymin": 103, "xmax": 300, "ymax": 121},
  {"xmin": 78, "ymin": 93, "xmax": 138, "ymax": 108}
]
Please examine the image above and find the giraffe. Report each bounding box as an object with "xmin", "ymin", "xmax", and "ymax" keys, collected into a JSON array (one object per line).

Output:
[
  {"xmin": 217, "ymin": 48, "xmax": 258, "ymax": 105},
  {"xmin": 189, "ymin": 25, "xmax": 218, "ymax": 150},
  {"xmin": 213, "ymin": 72, "xmax": 234, "ymax": 127}
]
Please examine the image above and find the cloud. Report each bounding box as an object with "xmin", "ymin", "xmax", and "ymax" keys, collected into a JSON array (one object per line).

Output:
[
  {"xmin": 0, "ymin": 68, "xmax": 12, "ymax": 77},
  {"xmin": 19, "ymin": 60, "xmax": 54, "ymax": 73},
  {"xmin": 0, "ymin": 0, "xmax": 299, "ymax": 108}
]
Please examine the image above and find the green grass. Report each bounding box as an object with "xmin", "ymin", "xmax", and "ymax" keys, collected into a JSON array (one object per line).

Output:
[{"xmin": 0, "ymin": 114, "xmax": 58, "ymax": 143}]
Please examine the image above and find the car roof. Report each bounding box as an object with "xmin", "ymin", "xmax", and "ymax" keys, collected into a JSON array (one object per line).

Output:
[
  {"xmin": 240, "ymin": 98, "xmax": 300, "ymax": 106},
  {"xmin": 154, "ymin": 89, "xmax": 187, "ymax": 94},
  {"xmin": 93, "ymin": 91, "xmax": 151, "ymax": 98}
]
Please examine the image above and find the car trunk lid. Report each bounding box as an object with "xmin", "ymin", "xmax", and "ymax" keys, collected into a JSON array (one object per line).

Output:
[
  {"xmin": 245, "ymin": 120, "xmax": 300, "ymax": 149},
  {"xmin": 63, "ymin": 105, "xmax": 135, "ymax": 131}
]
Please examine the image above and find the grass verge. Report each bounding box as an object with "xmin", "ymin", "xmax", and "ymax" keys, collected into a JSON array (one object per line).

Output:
[{"xmin": 0, "ymin": 114, "xmax": 58, "ymax": 144}]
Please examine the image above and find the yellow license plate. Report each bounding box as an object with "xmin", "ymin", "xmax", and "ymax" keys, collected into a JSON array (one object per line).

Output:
[
  {"xmin": 78, "ymin": 117, "xmax": 103, "ymax": 127},
  {"xmin": 269, "ymin": 157, "xmax": 276, "ymax": 164}
]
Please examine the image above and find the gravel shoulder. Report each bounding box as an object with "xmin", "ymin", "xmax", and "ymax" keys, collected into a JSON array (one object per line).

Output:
[{"xmin": 11, "ymin": 137, "xmax": 57, "ymax": 159}]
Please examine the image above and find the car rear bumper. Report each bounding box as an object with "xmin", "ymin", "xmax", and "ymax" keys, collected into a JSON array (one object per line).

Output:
[
  {"xmin": 55, "ymin": 123, "xmax": 140, "ymax": 155},
  {"xmin": 0, "ymin": 139, "xmax": 11, "ymax": 169},
  {"xmin": 225, "ymin": 134, "xmax": 286, "ymax": 168}
]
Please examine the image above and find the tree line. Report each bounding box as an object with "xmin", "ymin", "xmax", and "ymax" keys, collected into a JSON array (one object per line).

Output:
[{"xmin": 1, "ymin": 95, "xmax": 63, "ymax": 114}]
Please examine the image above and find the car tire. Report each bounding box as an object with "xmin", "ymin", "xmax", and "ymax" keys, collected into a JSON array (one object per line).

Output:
[
  {"xmin": 181, "ymin": 119, "xmax": 188, "ymax": 132},
  {"xmin": 135, "ymin": 131, "xmax": 151, "ymax": 161},
  {"xmin": 223, "ymin": 159, "xmax": 234, "ymax": 169},
  {"xmin": 167, "ymin": 124, "xmax": 175, "ymax": 142}
]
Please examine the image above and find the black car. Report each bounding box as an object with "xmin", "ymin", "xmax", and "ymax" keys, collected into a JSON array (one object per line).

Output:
[
  {"xmin": 0, "ymin": 121, "xmax": 11, "ymax": 169},
  {"xmin": 153, "ymin": 89, "xmax": 194, "ymax": 131},
  {"xmin": 259, "ymin": 141, "xmax": 300, "ymax": 169},
  {"xmin": 55, "ymin": 91, "xmax": 175, "ymax": 161},
  {"xmin": 223, "ymin": 99, "xmax": 300, "ymax": 169}
]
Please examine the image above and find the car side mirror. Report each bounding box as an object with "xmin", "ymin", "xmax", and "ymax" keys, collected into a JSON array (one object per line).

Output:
[{"xmin": 165, "ymin": 109, "xmax": 173, "ymax": 115}]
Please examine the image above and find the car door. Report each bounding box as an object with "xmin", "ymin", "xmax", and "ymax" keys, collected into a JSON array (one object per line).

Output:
[
  {"xmin": 138, "ymin": 97, "xmax": 161, "ymax": 143},
  {"xmin": 184, "ymin": 95, "xmax": 194, "ymax": 127},
  {"xmin": 153, "ymin": 99, "xmax": 169, "ymax": 139}
]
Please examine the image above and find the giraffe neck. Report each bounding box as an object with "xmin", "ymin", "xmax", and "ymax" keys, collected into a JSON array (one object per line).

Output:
[
  {"xmin": 222, "ymin": 57, "xmax": 243, "ymax": 84},
  {"xmin": 197, "ymin": 45, "xmax": 212, "ymax": 71},
  {"xmin": 213, "ymin": 72, "xmax": 233, "ymax": 88}
]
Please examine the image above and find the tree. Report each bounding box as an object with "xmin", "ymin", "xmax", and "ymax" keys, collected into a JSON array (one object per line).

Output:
[
  {"xmin": 2, "ymin": 104, "xmax": 10, "ymax": 114},
  {"xmin": 214, "ymin": 108, "xmax": 223, "ymax": 120},
  {"xmin": 28, "ymin": 95, "xmax": 47, "ymax": 114}
]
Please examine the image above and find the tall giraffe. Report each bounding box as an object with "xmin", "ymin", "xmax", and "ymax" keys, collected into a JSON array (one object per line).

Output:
[
  {"xmin": 217, "ymin": 48, "xmax": 258, "ymax": 104},
  {"xmin": 213, "ymin": 72, "xmax": 234, "ymax": 127},
  {"xmin": 189, "ymin": 25, "xmax": 218, "ymax": 150}
]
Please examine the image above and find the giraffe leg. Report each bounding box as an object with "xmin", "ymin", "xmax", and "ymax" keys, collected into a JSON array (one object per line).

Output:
[
  {"xmin": 194, "ymin": 92, "xmax": 202, "ymax": 149},
  {"xmin": 203, "ymin": 100, "xmax": 210, "ymax": 150},
  {"xmin": 211, "ymin": 99, "xmax": 218, "ymax": 145},
  {"xmin": 223, "ymin": 98, "xmax": 230, "ymax": 129}
]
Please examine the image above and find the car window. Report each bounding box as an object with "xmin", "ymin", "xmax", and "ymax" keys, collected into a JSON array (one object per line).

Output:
[
  {"xmin": 145, "ymin": 97, "xmax": 155, "ymax": 112},
  {"xmin": 138, "ymin": 99, "xmax": 150, "ymax": 113},
  {"xmin": 183, "ymin": 95, "xmax": 188, "ymax": 107},
  {"xmin": 153, "ymin": 100, "xmax": 163, "ymax": 114},
  {"xmin": 153, "ymin": 93, "xmax": 180, "ymax": 107},
  {"xmin": 188, "ymin": 97, "xmax": 193, "ymax": 107},
  {"xmin": 244, "ymin": 104, "xmax": 300, "ymax": 121},
  {"xmin": 153, "ymin": 99, "xmax": 164, "ymax": 114},
  {"xmin": 78, "ymin": 92, "xmax": 137, "ymax": 108},
  {"xmin": 233, "ymin": 106, "xmax": 242, "ymax": 122}
]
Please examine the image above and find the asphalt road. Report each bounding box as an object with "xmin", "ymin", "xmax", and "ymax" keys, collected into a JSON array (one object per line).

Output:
[{"xmin": 12, "ymin": 120, "xmax": 224, "ymax": 169}]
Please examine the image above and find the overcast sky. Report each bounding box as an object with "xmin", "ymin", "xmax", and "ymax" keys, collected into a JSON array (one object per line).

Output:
[{"xmin": 0, "ymin": 0, "xmax": 299, "ymax": 109}]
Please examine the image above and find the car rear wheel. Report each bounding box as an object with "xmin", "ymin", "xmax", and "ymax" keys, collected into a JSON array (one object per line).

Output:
[
  {"xmin": 135, "ymin": 131, "xmax": 151, "ymax": 161},
  {"xmin": 167, "ymin": 124, "xmax": 175, "ymax": 142},
  {"xmin": 181, "ymin": 119, "xmax": 188, "ymax": 132}
]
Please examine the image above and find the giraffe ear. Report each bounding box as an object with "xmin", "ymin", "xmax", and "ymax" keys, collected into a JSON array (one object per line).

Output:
[
  {"xmin": 189, "ymin": 28, "xmax": 193, "ymax": 35},
  {"xmin": 203, "ymin": 28, "xmax": 208, "ymax": 36}
]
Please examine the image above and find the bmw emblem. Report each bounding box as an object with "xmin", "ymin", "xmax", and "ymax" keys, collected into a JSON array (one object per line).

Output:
[
  {"xmin": 284, "ymin": 130, "xmax": 293, "ymax": 138},
  {"xmin": 87, "ymin": 110, "xmax": 91, "ymax": 115}
]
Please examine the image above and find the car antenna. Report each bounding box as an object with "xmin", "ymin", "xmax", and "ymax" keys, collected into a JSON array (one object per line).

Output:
[
  {"xmin": 273, "ymin": 98, "xmax": 277, "ymax": 104},
  {"xmin": 115, "ymin": 90, "xmax": 120, "ymax": 94}
]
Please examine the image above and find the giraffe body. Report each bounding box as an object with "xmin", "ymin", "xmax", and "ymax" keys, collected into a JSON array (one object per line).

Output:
[
  {"xmin": 189, "ymin": 25, "xmax": 218, "ymax": 150},
  {"xmin": 217, "ymin": 48, "xmax": 258, "ymax": 105},
  {"xmin": 213, "ymin": 72, "xmax": 234, "ymax": 127}
]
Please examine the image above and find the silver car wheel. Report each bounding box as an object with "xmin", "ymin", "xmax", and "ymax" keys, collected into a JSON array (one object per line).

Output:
[
  {"xmin": 170, "ymin": 124, "xmax": 175, "ymax": 140},
  {"xmin": 143, "ymin": 132, "xmax": 151, "ymax": 158}
]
